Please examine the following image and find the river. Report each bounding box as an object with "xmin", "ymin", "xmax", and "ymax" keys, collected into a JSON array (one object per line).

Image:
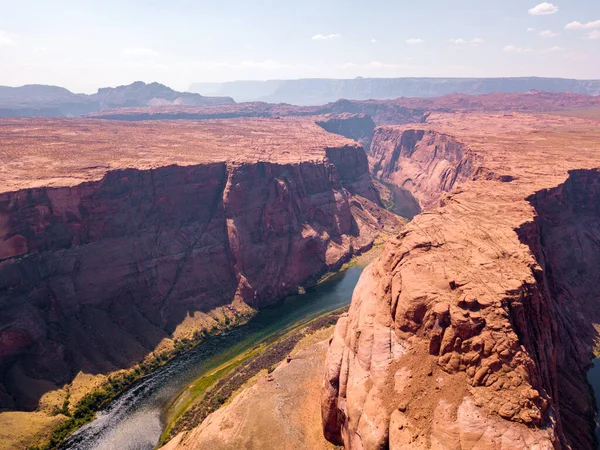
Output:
[{"xmin": 60, "ymin": 265, "xmax": 364, "ymax": 450}]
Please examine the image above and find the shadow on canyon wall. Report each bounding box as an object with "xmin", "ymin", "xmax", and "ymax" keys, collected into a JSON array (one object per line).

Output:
[
  {"xmin": 514, "ymin": 168, "xmax": 600, "ymax": 449},
  {"xmin": 0, "ymin": 161, "xmax": 368, "ymax": 412}
]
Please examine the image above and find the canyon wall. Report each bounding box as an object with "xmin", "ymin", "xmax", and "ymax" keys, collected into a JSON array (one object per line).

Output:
[
  {"xmin": 368, "ymin": 127, "xmax": 476, "ymax": 209},
  {"xmin": 316, "ymin": 113, "xmax": 375, "ymax": 151},
  {"xmin": 322, "ymin": 114, "xmax": 600, "ymax": 449},
  {"xmin": 0, "ymin": 118, "xmax": 401, "ymax": 412}
]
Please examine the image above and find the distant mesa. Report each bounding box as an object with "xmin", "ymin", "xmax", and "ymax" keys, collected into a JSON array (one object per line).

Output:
[
  {"xmin": 3, "ymin": 78, "xmax": 600, "ymax": 120},
  {"xmin": 188, "ymin": 76, "xmax": 600, "ymax": 105},
  {"xmin": 85, "ymin": 90, "xmax": 600, "ymax": 126},
  {"xmin": 0, "ymin": 81, "xmax": 234, "ymax": 118}
]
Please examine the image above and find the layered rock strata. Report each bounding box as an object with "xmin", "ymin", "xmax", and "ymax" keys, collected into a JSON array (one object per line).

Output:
[
  {"xmin": 316, "ymin": 113, "xmax": 375, "ymax": 151},
  {"xmin": 322, "ymin": 113, "xmax": 600, "ymax": 449},
  {"xmin": 0, "ymin": 117, "xmax": 401, "ymax": 411}
]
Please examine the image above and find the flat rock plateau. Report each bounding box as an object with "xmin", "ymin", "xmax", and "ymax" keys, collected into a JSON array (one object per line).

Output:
[
  {"xmin": 85, "ymin": 91, "xmax": 600, "ymax": 125},
  {"xmin": 0, "ymin": 117, "xmax": 401, "ymax": 448},
  {"xmin": 323, "ymin": 112, "xmax": 600, "ymax": 449}
]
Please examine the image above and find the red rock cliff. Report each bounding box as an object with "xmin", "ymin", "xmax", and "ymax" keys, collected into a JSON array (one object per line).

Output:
[
  {"xmin": 0, "ymin": 117, "xmax": 402, "ymax": 410},
  {"xmin": 368, "ymin": 127, "xmax": 477, "ymax": 210},
  {"xmin": 322, "ymin": 113, "xmax": 600, "ymax": 449}
]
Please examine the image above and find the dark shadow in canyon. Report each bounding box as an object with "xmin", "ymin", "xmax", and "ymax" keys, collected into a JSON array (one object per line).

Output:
[
  {"xmin": 514, "ymin": 168, "xmax": 600, "ymax": 450},
  {"xmin": 0, "ymin": 160, "xmax": 368, "ymax": 412},
  {"xmin": 383, "ymin": 182, "xmax": 421, "ymax": 220}
]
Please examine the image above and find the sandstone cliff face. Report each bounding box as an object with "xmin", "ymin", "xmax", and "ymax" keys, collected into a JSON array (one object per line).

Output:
[
  {"xmin": 368, "ymin": 127, "xmax": 476, "ymax": 209},
  {"xmin": 322, "ymin": 114, "xmax": 600, "ymax": 449},
  {"xmin": 316, "ymin": 113, "xmax": 376, "ymax": 151},
  {"xmin": 0, "ymin": 118, "xmax": 401, "ymax": 411}
]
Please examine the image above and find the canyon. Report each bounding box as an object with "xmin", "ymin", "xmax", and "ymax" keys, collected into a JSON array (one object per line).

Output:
[
  {"xmin": 322, "ymin": 113, "xmax": 600, "ymax": 449},
  {"xmin": 2, "ymin": 93, "xmax": 600, "ymax": 450},
  {"xmin": 0, "ymin": 117, "xmax": 401, "ymax": 448},
  {"xmin": 154, "ymin": 109, "xmax": 600, "ymax": 450}
]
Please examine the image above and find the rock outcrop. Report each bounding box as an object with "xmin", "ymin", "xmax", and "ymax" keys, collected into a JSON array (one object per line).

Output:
[
  {"xmin": 0, "ymin": 117, "xmax": 401, "ymax": 411},
  {"xmin": 162, "ymin": 333, "xmax": 337, "ymax": 450},
  {"xmin": 322, "ymin": 113, "xmax": 600, "ymax": 449}
]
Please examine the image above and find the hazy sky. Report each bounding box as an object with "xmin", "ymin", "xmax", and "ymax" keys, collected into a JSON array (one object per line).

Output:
[{"xmin": 1, "ymin": 0, "xmax": 599, "ymax": 93}]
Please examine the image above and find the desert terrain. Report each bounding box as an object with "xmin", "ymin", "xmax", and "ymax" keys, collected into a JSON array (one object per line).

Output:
[
  {"xmin": 154, "ymin": 110, "xmax": 600, "ymax": 450},
  {"xmin": 2, "ymin": 93, "xmax": 600, "ymax": 450}
]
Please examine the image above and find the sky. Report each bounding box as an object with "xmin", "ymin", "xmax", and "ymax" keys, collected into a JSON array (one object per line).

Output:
[{"xmin": 0, "ymin": 0, "xmax": 599, "ymax": 93}]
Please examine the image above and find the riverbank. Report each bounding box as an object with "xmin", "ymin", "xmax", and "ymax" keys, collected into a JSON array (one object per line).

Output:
[
  {"xmin": 161, "ymin": 306, "xmax": 349, "ymax": 445},
  {"xmin": 14, "ymin": 242, "xmax": 384, "ymax": 450},
  {"xmin": 161, "ymin": 325, "xmax": 343, "ymax": 450},
  {"xmin": 160, "ymin": 245, "xmax": 389, "ymax": 443},
  {"xmin": 22, "ymin": 307, "xmax": 254, "ymax": 450},
  {"xmin": 49, "ymin": 259, "xmax": 369, "ymax": 450}
]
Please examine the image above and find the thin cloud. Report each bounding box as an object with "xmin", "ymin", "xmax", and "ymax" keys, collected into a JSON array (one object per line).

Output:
[
  {"xmin": 539, "ymin": 30, "xmax": 560, "ymax": 38},
  {"xmin": 337, "ymin": 61, "xmax": 417, "ymax": 70},
  {"xmin": 528, "ymin": 2, "xmax": 558, "ymax": 15},
  {"xmin": 370, "ymin": 38, "xmax": 377, "ymax": 43},
  {"xmin": 406, "ymin": 38, "xmax": 423, "ymax": 44},
  {"xmin": 587, "ymin": 30, "xmax": 600, "ymax": 39},
  {"xmin": 0, "ymin": 30, "xmax": 16, "ymax": 48},
  {"xmin": 527, "ymin": 27, "xmax": 537, "ymax": 32},
  {"xmin": 503, "ymin": 45, "xmax": 563, "ymax": 54},
  {"xmin": 312, "ymin": 33, "xmax": 341, "ymax": 41},
  {"xmin": 122, "ymin": 47, "xmax": 159, "ymax": 57},
  {"xmin": 449, "ymin": 38, "xmax": 483, "ymax": 45},
  {"xmin": 565, "ymin": 20, "xmax": 600, "ymax": 30},
  {"xmin": 187, "ymin": 60, "xmax": 317, "ymax": 70}
]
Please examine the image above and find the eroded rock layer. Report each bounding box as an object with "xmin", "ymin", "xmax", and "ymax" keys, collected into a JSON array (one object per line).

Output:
[
  {"xmin": 0, "ymin": 117, "xmax": 402, "ymax": 410},
  {"xmin": 322, "ymin": 113, "xmax": 600, "ymax": 449},
  {"xmin": 368, "ymin": 127, "xmax": 476, "ymax": 209}
]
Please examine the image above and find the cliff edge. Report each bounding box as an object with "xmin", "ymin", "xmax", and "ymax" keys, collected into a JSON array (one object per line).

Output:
[
  {"xmin": 0, "ymin": 117, "xmax": 402, "ymax": 416},
  {"xmin": 322, "ymin": 113, "xmax": 600, "ymax": 449}
]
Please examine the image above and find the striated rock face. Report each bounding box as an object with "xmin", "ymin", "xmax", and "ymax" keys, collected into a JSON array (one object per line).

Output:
[
  {"xmin": 368, "ymin": 127, "xmax": 476, "ymax": 210},
  {"xmin": 0, "ymin": 117, "xmax": 402, "ymax": 410},
  {"xmin": 322, "ymin": 113, "xmax": 600, "ymax": 449}
]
